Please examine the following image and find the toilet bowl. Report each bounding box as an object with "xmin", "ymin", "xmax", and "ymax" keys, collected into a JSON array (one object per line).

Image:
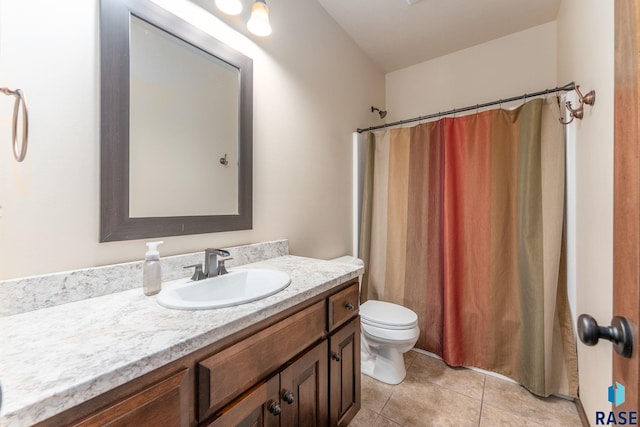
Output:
[{"xmin": 330, "ymin": 256, "xmax": 420, "ymax": 385}]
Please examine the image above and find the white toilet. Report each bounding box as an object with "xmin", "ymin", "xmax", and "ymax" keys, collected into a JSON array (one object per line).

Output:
[{"xmin": 331, "ymin": 256, "xmax": 420, "ymax": 385}]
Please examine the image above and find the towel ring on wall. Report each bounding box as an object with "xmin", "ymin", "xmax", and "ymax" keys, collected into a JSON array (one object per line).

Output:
[{"xmin": 1, "ymin": 87, "xmax": 29, "ymax": 162}]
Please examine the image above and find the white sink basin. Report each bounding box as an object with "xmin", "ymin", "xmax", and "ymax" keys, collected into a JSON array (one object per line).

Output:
[{"xmin": 157, "ymin": 269, "xmax": 291, "ymax": 310}]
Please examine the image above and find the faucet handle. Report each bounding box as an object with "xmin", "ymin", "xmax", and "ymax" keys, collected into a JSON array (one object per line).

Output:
[
  {"xmin": 217, "ymin": 257, "xmax": 234, "ymax": 276},
  {"xmin": 205, "ymin": 248, "xmax": 231, "ymax": 257},
  {"xmin": 184, "ymin": 264, "xmax": 205, "ymax": 281}
]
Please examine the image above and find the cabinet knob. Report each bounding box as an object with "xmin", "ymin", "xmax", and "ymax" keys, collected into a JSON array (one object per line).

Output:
[
  {"xmin": 331, "ymin": 352, "xmax": 341, "ymax": 362},
  {"xmin": 345, "ymin": 302, "xmax": 354, "ymax": 310},
  {"xmin": 268, "ymin": 402, "xmax": 281, "ymax": 416},
  {"xmin": 282, "ymin": 391, "xmax": 295, "ymax": 404}
]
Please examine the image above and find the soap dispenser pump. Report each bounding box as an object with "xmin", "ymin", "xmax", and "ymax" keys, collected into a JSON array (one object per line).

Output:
[{"xmin": 143, "ymin": 241, "xmax": 164, "ymax": 296}]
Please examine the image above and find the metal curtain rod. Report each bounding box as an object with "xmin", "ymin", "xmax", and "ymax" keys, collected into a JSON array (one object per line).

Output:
[{"xmin": 356, "ymin": 81, "xmax": 577, "ymax": 133}]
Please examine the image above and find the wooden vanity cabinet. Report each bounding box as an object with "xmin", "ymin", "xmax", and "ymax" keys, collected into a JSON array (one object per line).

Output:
[
  {"xmin": 201, "ymin": 281, "xmax": 360, "ymax": 427},
  {"xmin": 37, "ymin": 279, "xmax": 360, "ymax": 427}
]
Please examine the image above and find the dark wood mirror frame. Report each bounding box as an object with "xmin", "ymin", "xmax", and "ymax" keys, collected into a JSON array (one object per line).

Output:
[{"xmin": 100, "ymin": 0, "xmax": 253, "ymax": 242}]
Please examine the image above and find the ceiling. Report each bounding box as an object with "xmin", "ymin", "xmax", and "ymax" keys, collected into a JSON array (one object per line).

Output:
[{"xmin": 316, "ymin": 0, "xmax": 561, "ymax": 73}]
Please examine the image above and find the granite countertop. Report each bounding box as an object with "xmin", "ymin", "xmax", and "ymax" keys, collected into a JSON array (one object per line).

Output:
[{"xmin": 0, "ymin": 255, "xmax": 363, "ymax": 427}]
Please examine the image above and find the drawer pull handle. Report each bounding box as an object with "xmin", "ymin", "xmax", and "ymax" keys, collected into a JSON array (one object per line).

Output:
[
  {"xmin": 283, "ymin": 391, "xmax": 295, "ymax": 404},
  {"xmin": 269, "ymin": 402, "xmax": 281, "ymax": 415},
  {"xmin": 332, "ymin": 352, "xmax": 342, "ymax": 362},
  {"xmin": 345, "ymin": 302, "xmax": 354, "ymax": 310}
]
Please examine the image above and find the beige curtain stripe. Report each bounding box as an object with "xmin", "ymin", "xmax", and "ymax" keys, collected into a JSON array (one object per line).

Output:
[
  {"xmin": 489, "ymin": 109, "xmax": 521, "ymax": 378},
  {"xmin": 385, "ymin": 128, "xmax": 411, "ymax": 305},
  {"xmin": 405, "ymin": 124, "xmax": 432, "ymax": 349},
  {"xmin": 368, "ymin": 130, "xmax": 391, "ymax": 300}
]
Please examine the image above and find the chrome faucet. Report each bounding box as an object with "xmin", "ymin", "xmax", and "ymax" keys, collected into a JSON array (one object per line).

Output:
[{"xmin": 204, "ymin": 248, "xmax": 231, "ymax": 278}]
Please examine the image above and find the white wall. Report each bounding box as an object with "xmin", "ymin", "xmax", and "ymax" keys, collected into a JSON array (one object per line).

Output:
[
  {"xmin": 385, "ymin": 22, "xmax": 558, "ymax": 121},
  {"xmin": 557, "ymin": 0, "xmax": 614, "ymax": 421},
  {"xmin": 0, "ymin": 0, "xmax": 384, "ymax": 280}
]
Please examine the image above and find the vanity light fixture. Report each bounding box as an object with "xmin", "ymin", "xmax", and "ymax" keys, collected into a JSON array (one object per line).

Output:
[
  {"xmin": 247, "ymin": 0, "xmax": 272, "ymax": 37},
  {"xmin": 215, "ymin": 0, "xmax": 243, "ymax": 15}
]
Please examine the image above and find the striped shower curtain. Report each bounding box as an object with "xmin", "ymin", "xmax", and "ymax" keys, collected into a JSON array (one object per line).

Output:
[{"xmin": 359, "ymin": 98, "xmax": 578, "ymax": 397}]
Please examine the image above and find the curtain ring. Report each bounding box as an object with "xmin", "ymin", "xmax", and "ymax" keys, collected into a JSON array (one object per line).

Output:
[{"xmin": 11, "ymin": 89, "xmax": 29, "ymax": 162}]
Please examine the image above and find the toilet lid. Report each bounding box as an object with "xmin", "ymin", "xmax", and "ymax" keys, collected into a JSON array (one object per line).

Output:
[{"xmin": 360, "ymin": 300, "xmax": 418, "ymax": 329}]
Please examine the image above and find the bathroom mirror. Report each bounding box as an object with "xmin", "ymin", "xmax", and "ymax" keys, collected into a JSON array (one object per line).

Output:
[{"xmin": 100, "ymin": 0, "xmax": 253, "ymax": 242}]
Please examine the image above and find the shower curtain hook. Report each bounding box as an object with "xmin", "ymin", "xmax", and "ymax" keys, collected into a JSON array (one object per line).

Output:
[{"xmin": 475, "ymin": 104, "xmax": 479, "ymax": 115}]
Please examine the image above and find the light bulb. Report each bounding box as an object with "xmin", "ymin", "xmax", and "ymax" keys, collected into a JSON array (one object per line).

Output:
[
  {"xmin": 215, "ymin": 0, "xmax": 243, "ymax": 15},
  {"xmin": 247, "ymin": 0, "xmax": 272, "ymax": 37}
]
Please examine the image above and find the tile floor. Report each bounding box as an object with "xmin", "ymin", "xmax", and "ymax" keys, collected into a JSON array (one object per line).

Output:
[{"xmin": 348, "ymin": 351, "xmax": 583, "ymax": 427}]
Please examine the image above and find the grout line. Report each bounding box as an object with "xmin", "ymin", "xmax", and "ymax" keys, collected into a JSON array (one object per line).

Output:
[
  {"xmin": 405, "ymin": 351, "xmax": 418, "ymax": 370},
  {"xmin": 375, "ymin": 353, "xmax": 416, "ymax": 415},
  {"xmin": 477, "ymin": 375, "xmax": 487, "ymax": 426},
  {"xmin": 379, "ymin": 385, "xmax": 394, "ymax": 416},
  {"xmin": 378, "ymin": 414, "xmax": 401, "ymax": 427}
]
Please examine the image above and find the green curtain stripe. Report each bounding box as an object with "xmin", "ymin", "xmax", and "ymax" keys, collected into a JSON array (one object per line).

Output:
[
  {"xmin": 358, "ymin": 132, "xmax": 376, "ymax": 303},
  {"xmin": 516, "ymin": 99, "xmax": 546, "ymax": 395}
]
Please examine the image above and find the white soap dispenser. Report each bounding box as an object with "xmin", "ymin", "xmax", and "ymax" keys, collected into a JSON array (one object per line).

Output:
[{"xmin": 143, "ymin": 241, "xmax": 164, "ymax": 296}]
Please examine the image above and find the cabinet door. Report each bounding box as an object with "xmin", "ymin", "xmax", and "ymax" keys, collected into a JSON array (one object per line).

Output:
[
  {"xmin": 205, "ymin": 375, "xmax": 280, "ymax": 427},
  {"xmin": 73, "ymin": 369, "xmax": 190, "ymax": 427},
  {"xmin": 280, "ymin": 340, "xmax": 328, "ymax": 426},
  {"xmin": 329, "ymin": 317, "xmax": 361, "ymax": 426}
]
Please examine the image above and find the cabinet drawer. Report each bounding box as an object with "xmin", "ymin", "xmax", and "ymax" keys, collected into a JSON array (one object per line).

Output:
[
  {"xmin": 328, "ymin": 282, "xmax": 359, "ymax": 331},
  {"xmin": 198, "ymin": 300, "xmax": 326, "ymax": 421},
  {"xmin": 73, "ymin": 369, "xmax": 189, "ymax": 427}
]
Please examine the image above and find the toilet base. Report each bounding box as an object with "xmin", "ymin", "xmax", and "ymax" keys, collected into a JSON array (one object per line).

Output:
[{"xmin": 361, "ymin": 345, "xmax": 407, "ymax": 385}]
